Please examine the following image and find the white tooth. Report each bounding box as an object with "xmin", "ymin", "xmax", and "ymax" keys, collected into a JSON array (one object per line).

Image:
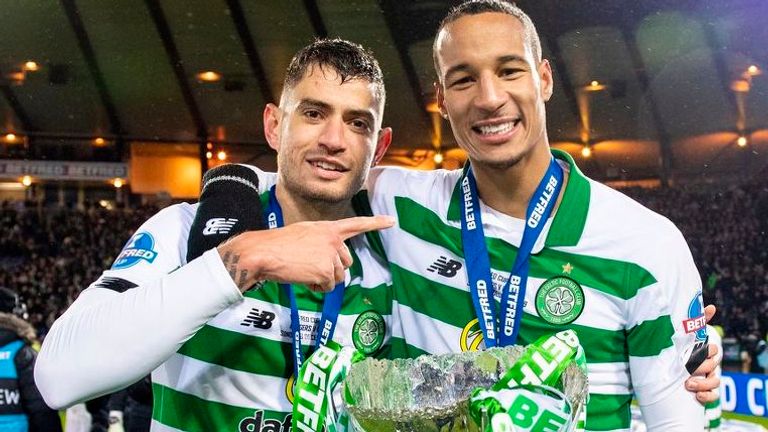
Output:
[
  {"xmin": 315, "ymin": 161, "xmax": 340, "ymax": 171},
  {"xmin": 477, "ymin": 122, "xmax": 515, "ymax": 135}
]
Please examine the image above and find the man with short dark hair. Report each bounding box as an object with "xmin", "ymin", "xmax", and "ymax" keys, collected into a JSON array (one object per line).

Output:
[{"xmin": 35, "ymin": 38, "xmax": 394, "ymax": 431}]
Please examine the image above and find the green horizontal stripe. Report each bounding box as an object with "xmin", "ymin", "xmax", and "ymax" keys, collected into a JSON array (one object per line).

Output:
[
  {"xmin": 245, "ymin": 280, "xmax": 392, "ymax": 315},
  {"xmin": 179, "ymin": 323, "xmax": 392, "ymax": 378},
  {"xmin": 392, "ymin": 262, "xmax": 475, "ymax": 329},
  {"xmin": 178, "ymin": 325, "xmax": 292, "ymax": 377},
  {"xmin": 627, "ymin": 315, "xmax": 674, "ymax": 357},
  {"xmin": 393, "ymin": 264, "xmax": 629, "ymax": 363},
  {"xmin": 152, "ymin": 383, "xmax": 291, "ymax": 432},
  {"xmin": 519, "ymin": 314, "xmax": 628, "ymax": 363},
  {"xmin": 395, "ymin": 196, "xmax": 657, "ymax": 300},
  {"xmin": 388, "ymin": 336, "xmax": 429, "ymax": 359},
  {"xmin": 585, "ymin": 393, "xmax": 632, "ymax": 431}
]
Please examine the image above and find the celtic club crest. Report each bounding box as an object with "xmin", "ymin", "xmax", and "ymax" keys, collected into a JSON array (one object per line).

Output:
[
  {"xmin": 352, "ymin": 310, "xmax": 385, "ymax": 355},
  {"xmin": 535, "ymin": 276, "xmax": 585, "ymax": 325}
]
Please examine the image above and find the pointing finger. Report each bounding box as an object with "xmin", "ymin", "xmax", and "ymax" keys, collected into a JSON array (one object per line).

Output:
[{"xmin": 335, "ymin": 215, "xmax": 395, "ymax": 240}]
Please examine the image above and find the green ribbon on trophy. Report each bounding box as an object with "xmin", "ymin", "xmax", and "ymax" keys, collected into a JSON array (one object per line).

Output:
[
  {"xmin": 292, "ymin": 341, "xmax": 365, "ymax": 432},
  {"xmin": 469, "ymin": 330, "xmax": 588, "ymax": 432}
]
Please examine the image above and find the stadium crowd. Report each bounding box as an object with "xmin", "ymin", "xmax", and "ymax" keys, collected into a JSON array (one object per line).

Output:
[
  {"xmin": 0, "ymin": 200, "xmax": 159, "ymax": 339},
  {"xmin": 624, "ymin": 181, "xmax": 768, "ymax": 349},
  {"xmin": 0, "ymin": 180, "xmax": 766, "ymax": 353}
]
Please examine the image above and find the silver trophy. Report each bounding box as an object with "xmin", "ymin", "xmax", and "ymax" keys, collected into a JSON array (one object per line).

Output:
[{"xmin": 341, "ymin": 346, "xmax": 589, "ymax": 432}]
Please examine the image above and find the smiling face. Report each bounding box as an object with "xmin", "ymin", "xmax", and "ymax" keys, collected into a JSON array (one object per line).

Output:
[
  {"xmin": 435, "ymin": 12, "xmax": 553, "ymax": 171},
  {"xmin": 264, "ymin": 65, "xmax": 390, "ymax": 204}
]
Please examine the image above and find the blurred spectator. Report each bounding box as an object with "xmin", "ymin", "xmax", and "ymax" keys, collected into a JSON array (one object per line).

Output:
[
  {"xmin": 757, "ymin": 337, "xmax": 768, "ymax": 374},
  {"xmin": 0, "ymin": 286, "xmax": 61, "ymax": 431},
  {"xmin": 740, "ymin": 333, "xmax": 767, "ymax": 375},
  {"xmin": 86, "ymin": 394, "xmax": 110, "ymax": 432},
  {"xmin": 108, "ymin": 376, "xmax": 152, "ymax": 432}
]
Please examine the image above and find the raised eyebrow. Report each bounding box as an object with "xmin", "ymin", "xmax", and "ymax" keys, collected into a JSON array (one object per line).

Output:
[{"xmin": 297, "ymin": 98, "xmax": 332, "ymax": 112}]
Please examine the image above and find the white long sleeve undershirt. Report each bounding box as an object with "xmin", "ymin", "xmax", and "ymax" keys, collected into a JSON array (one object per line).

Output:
[
  {"xmin": 34, "ymin": 249, "xmax": 242, "ymax": 409},
  {"xmin": 640, "ymin": 383, "xmax": 705, "ymax": 431}
]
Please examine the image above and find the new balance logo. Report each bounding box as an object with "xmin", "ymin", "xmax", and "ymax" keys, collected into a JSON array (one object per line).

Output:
[
  {"xmin": 427, "ymin": 256, "xmax": 463, "ymax": 277},
  {"xmin": 202, "ymin": 218, "xmax": 238, "ymax": 235},
  {"xmin": 241, "ymin": 308, "xmax": 276, "ymax": 329}
]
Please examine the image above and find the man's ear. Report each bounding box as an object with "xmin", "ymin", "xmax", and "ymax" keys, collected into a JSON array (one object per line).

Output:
[
  {"xmin": 435, "ymin": 81, "xmax": 448, "ymax": 119},
  {"xmin": 372, "ymin": 127, "xmax": 393, "ymax": 166},
  {"xmin": 263, "ymin": 103, "xmax": 282, "ymax": 151},
  {"xmin": 539, "ymin": 59, "xmax": 554, "ymax": 102}
]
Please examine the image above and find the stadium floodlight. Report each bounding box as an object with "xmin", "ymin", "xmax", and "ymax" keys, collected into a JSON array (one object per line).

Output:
[
  {"xmin": 23, "ymin": 61, "xmax": 39, "ymax": 72},
  {"xmin": 196, "ymin": 71, "xmax": 222, "ymax": 82}
]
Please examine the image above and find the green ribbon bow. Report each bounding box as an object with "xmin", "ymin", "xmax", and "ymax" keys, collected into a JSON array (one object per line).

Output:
[{"xmin": 469, "ymin": 330, "xmax": 588, "ymax": 432}]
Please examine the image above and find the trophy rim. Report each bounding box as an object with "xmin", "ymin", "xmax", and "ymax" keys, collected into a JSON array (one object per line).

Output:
[{"xmin": 343, "ymin": 345, "xmax": 589, "ymax": 422}]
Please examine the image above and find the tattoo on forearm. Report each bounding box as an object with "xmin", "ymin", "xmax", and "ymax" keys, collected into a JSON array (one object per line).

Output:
[
  {"xmin": 221, "ymin": 249, "xmax": 257, "ymax": 291},
  {"xmin": 222, "ymin": 251, "xmax": 242, "ymax": 283},
  {"xmin": 238, "ymin": 270, "xmax": 249, "ymax": 287}
]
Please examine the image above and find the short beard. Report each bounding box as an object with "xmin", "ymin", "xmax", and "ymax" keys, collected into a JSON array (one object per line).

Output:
[
  {"xmin": 294, "ymin": 183, "xmax": 356, "ymax": 204},
  {"xmin": 282, "ymin": 170, "xmax": 367, "ymax": 207}
]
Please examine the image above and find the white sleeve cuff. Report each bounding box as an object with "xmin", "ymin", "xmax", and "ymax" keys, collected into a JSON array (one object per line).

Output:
[{"xmin": 200, "ymin": 248, "xmax": 243, "ymax": 304}]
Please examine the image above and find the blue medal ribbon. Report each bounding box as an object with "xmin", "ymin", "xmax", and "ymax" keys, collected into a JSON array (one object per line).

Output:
[
  {"xmin": 266, "ymin": 186, "xmax": 346, "ymax": 380},
  {"xmin": 460, "ymin": 157, "xmax": 564, "ymax": 347}
]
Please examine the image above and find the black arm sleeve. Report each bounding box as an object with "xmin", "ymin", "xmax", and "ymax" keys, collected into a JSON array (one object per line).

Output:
[{"xmin": 16, "ymin": 345, "xmax": 62, "ymax": 432}]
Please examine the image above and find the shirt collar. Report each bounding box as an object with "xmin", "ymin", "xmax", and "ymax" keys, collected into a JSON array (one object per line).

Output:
[{"xmin": 446, "ymin": 148, "xmax": 590, "ymax": 248}]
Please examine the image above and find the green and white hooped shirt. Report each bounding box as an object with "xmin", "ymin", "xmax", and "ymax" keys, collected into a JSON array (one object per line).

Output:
[
  {"xmin": 367, "ymin": 149, "xmax": 707, "ymax": 432},
  {"xmin": 55, "ymin": 191, "xmax": 393, "ymax": 432}
]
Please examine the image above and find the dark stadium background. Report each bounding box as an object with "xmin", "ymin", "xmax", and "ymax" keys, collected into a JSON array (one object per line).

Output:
[{"xmin": 0, "ymin": 0, "xmax": 766, "ymax": 428}]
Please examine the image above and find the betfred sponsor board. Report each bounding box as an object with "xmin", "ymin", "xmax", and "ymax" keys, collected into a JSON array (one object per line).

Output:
[{"xmin": 0, "ymin": 160, "xmax": 127, "ymax": 181}]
